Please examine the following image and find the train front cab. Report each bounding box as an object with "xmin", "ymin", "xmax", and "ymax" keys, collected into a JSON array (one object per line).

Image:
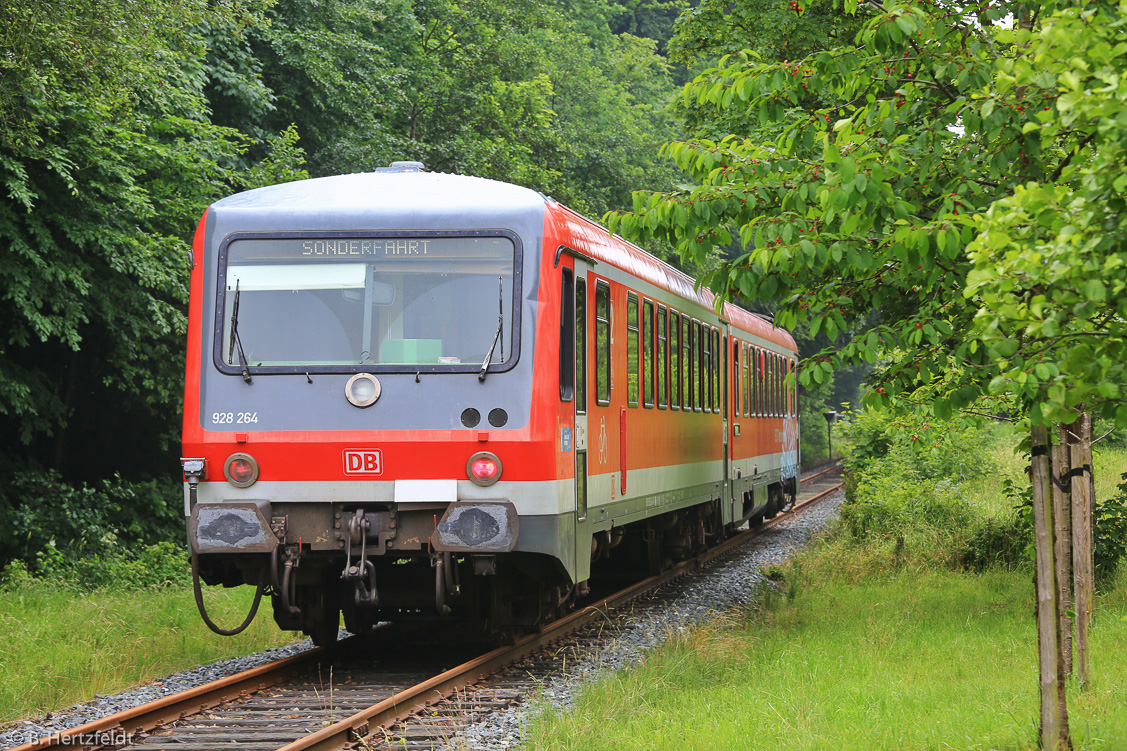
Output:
[{"xmin": 181, "ymin": 172, "xmax": 578, "ymax": 643}]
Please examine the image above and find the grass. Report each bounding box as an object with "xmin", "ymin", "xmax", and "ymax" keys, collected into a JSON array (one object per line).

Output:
[
  {"xmin": 961, "ymin": 427, "xmax": 1127, "ymax": 521},
  {"xmin": 524, "ymin": 435, "xmax": 1127, "ymax": 750},
  {"xmin": 525, "ymin": 565, "xmax": 1127, "ymax": 750},
  {"xmin": 0, "ymin": 581, "xmax": 299, "ymax": 724}
]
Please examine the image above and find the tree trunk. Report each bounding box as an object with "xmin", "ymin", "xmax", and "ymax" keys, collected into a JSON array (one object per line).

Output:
[
  {"xmin": 1070, "ymin": 413, "xmax": 1094, "ymax": 688},
  {"xmin": 1032, "ymin": 423, "xmax": 1070, "ymax": 750},
  {"xmin": 1053, "ymin": 427, "xmax": 1073, "ymax": 679}
]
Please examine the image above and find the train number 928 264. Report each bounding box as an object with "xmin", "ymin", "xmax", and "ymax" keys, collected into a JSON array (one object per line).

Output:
[{"xmin": 211, "ymin": 411, "xmax": 258, "ymax": 425}]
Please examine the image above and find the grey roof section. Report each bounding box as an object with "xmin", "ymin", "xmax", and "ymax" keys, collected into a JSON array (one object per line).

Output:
[{"xmin": 211, "ymin": 171, "xmax": 548, "ymax": 227}]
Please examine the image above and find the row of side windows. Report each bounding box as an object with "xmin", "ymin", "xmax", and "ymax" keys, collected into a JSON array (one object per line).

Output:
[
  {"xmin": 732, "ymin": 339, "xmax": 796, "ymax": 418},
  {"xmin": 624, "ymin": 291, "xmax": 725, "ymax": 413},
  {"xmin": 559, "ymin": 271, "xmax": 793, "ymax": 417}
]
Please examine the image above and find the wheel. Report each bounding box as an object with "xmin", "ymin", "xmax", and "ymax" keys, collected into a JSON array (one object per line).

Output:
[
  {"xmin": 301, "ymin": 585, "xmax": 341, "ymax": 648},
  {"xmin": 343, "ymin": 600, "xmax": 377, "ymax": 636}
]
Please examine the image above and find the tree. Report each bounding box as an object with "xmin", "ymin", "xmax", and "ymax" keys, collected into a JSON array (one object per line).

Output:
[
  {"xmin": 0, "ymin": 0, "xmax": 306, "ymax": 476},
  {"xmin": 608, "ymin": 1, "xmax": 1127, "ymax": 745}
]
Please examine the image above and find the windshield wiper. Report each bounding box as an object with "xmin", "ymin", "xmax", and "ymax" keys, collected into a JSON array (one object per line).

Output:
[
  {"xmin": 228, "ymin": 280, "xmax": 253, "ymax": 384},
  {"xmin": 478, "ymin": 276, "xmax": 504, "ymax": 382}
]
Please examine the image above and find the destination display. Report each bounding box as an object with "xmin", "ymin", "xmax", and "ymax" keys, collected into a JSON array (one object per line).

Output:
[{"xmin": 227, "ymin": 236, "xmax": 514, "ymax": 262}]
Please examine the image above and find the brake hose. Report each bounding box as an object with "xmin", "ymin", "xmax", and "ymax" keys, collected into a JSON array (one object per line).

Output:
[{"xmin": 191, "ymin": 552, "xmax": 264, "ymax": 636}]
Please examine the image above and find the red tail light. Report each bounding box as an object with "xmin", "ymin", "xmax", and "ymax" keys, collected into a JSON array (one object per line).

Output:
[
  {"xmin": 224, "ymin": 453, "xmax": 259, "ymax": 488},
  {"xmin": 466, "ymin": 451, "xmax": 502, "ymax": 486}
]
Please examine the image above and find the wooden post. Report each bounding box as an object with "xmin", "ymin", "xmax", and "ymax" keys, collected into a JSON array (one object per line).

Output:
[
  {"xmin": 1032, "ymin": 423, "xmax": 1069, "ymax": 749},
  {"xmin": 1053, "ymin": 428, "xmax": 1073, "ymax": 679},
  {"xmin": 1070, "ymin": 413, "xmax": 1094, "ymax": 688}
]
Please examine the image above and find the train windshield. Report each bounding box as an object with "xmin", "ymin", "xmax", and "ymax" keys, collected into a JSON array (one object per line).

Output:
[{"xmin": 218, "ymin": 236, "xmax": 516, "ymax": 370}]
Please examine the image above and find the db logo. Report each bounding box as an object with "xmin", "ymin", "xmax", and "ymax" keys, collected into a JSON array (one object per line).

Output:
[{"xmin": 343, "ymin": 449, "xmax": 383, "ymax": 475}]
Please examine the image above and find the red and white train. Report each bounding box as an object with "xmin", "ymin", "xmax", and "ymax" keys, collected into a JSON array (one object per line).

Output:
[{"xmin": 181, "ymin": 163, "xmax": 799, "ymax": 644}]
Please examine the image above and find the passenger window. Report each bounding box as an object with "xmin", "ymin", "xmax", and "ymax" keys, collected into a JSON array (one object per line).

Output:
[
  {"xmin": 657, "ymin": 305, "xmax": 667, "ymax": 409},
  {"xmin": 742, "ymin": 344, "xmax": 750, "ymax": 418},
  {"xmin": 754, "ymin": 347, "xmax": 762, "ymax": 416},
  {"xmin": 733, "ymin": 342, "xmax": 740, "ymax": 418},
  {"xmin": 560, "ymin": 269, "xmax": 574, "ymax": 402},
  {"xmin": 692, "ymin": 321, "xmax": 701, "ymax": 411},
  {"xmin": 702, "ymin": 324, "xmax": 711, "ymax": 412},
  {"xmin": 682, "ymin": 316, "xmax": 692, "ymax": 411},
  {"xmin": 787, "ymin": 358, "xmax": 794, "ymax": 417},
  {"xmin": 776, "ymin": 355, "xmax": 782, "ymax": 417},
  {"xmin": 713, "ymin": 328, "xmax": 721, "ymax": 414},
  {"xmin": 767, "ymin": 353, "xmax": 774, "ymax": 416},
  {"xmin": 575, "ymin": 278, "xmax": 586, "ymax": 414},
  {"xmin": 671, "ymin": 311, "xmax": 681, "ymax": 409},
  {"xmin": 643, "ymin": 300, "xmax": 654, "ymax": 408},
  {"xmin": 627, "ymin": 293, "xmax": 639, "ymax": 408},
  {"xmin": 595, "ymin": 282, "xmax": 610, "ymax": 405},
  {"xmin": 771, "ymin": 354, "xmax": 778, "ymax": 417}
]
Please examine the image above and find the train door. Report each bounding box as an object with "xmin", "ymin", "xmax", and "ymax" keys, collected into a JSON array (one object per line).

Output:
[
  {"xmin": 721, "ymin": 327, "xmax": 731, "ymax": 520},
  {"xmin": 572, "ymin": 260, "xmax": 593, "ymax": 584}
]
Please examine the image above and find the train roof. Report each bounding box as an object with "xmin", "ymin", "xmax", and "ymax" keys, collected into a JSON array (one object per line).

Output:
[
  {"xmin": 208, "ymin": 169, "xmax": 796, "ymax": 353},
  {"xmin": 210, "ymin": 170, "xmax": 546, "ymax": 216}
]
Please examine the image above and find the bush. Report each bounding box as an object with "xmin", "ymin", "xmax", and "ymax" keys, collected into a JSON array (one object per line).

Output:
[
  {"xmin": 960, "ymin": 474, "xmax": 1127, "ymax": 585},
  {"xmin": 2, "ymin": 538, "xmax": 191, "ymax": 592},
  {"xmin": 0, "ymin": 470, "xmax": 182, "ymax": 570},
  {"xmin": 1094, "ymin": 476, "xmax": 1127, "ymax": 587},
  {"xmin": 0, "ymin": 470, "xmax": 189, "ymax": 592},
  {"xmin": 837, "ymin": 408, "xmax": 995, "ymax": 541}
]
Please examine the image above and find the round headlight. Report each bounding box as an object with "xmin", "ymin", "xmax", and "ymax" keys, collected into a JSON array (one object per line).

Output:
[
  {"xmin": 345, "ymin": 373, "xmax": 381, "ymax": 408},
  {"xmin": 466, "ymin": 451, "xmax": 502, "ymax": 486},
  {"xmin": 224, "ymin": 452, "xmax": 259, "ymax": 488}
]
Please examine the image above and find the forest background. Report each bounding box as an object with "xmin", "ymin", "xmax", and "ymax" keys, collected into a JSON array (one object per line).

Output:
[{"xmin": 0, "ymin": 0, "xmax": 861, "ymax": 578}]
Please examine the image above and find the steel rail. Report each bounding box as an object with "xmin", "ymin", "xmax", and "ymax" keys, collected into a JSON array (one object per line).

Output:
[
  {"xmin": 800, "ymin": 460, "xmax": 843, "ymax": 486},
  {"xmin": 10, "ymin": 466, "xmax": 842, "ymax": 751},
  {"xmin": 6, "ymin": 625, "xmax": 403, "ymax": 751},
  {"xmin": 7, "ymin": 649, "xmax": 323, "ymax": 751}
]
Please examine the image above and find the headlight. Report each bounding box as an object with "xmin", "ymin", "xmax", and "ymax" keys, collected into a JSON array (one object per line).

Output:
[{"xmin": 345, "ymin": 373, "xmax": 381, "ymax": 408}]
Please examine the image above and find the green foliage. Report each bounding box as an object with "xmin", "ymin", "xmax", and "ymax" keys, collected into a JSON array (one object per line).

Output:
[
  {"xmin": 2, "ymin": 0, "xmax": 682, "ymax": 495},
  {"xmin": 841, "ymin": 405, "xmax": 996, "ymax": 486},
  {"xmin": 836, "ymin": 406, "xmax": 1015, "ymax": 570},
  {"xmin": 960, "ymin": 515, "xmax": 1030, "ymax": 573},
  {"xmin": 1094, "ymin": 476, "xmax": 1127, "ymax": 588},
  {"xmin": 669, "ymin": 0, "xmax": 866, "ymax": 68},
  {"xmin": 0, "ymin": 468, "xmax": 190, "ymax": 590},
  {"xmin": 0, "ymin": 471, "xmax": 182, "ymax": 574},
  {"xmin": 0, "ymin": 0, "xmax": 308, "ymax": 478},
  {"xmin": 609, "ymin": 0, "xmax": 1127, "ymax": 432},
  {"xmin": 28, "ymin": 540, "xmax": 192, "ymax": 591}
]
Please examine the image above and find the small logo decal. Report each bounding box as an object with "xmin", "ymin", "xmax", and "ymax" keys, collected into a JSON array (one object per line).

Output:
[
  {"xmin": 344, "ymin": 449, "xmax": 383, "ymax": 475},
  {"xmin": 561, "ymin": 428, "xmax": 572, "ymax": 452}
]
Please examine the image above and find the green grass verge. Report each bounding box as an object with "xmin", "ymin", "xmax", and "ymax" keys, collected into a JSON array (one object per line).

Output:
[
  {"xmin": 525, "ymin": 560, "xmax": 1127, "ymax": 750},
  {"xmin": 525, "ymin": 436, "xmax": 1127, "ymax": 750},
  {"xmin": 0, "ymin": 582, "xmax": 299, "ymax": 723}
]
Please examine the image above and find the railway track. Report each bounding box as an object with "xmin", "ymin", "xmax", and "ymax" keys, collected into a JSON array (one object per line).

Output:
[{"xmin": 12, "ymin": 463, "xmax": 843, "ymax": 751}]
